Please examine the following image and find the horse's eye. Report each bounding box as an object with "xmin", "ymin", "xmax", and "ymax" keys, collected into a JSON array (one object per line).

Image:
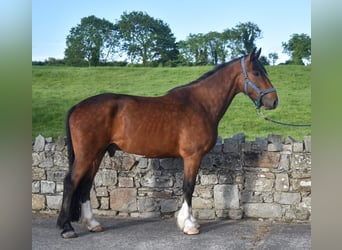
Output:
[{"xmin": 253, "ymin": 71, "xmax": 260, "ymax": 77}]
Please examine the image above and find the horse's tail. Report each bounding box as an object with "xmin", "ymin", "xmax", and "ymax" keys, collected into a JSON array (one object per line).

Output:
[
  {"xmin": 66, "ymin": 106, "xmax": 75, "ymax": 170},
  {"xmin": 65, "ymin": 106, "xmax": 82, "ymax": 222}
]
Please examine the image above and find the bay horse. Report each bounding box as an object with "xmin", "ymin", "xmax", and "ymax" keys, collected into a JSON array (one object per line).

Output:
[{"xmin": 57, "ymin": 48, "xmax": 278, "ymax": 238}]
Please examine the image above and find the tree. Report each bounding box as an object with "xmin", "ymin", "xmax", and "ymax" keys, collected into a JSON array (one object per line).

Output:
[
  {"xmin": 64, "ymin": 15, "xmax": 116, "ymax": 66},
  {"xmin": 268, "ymin": 52, "xmax": 279, "ymax": 65},
  {"xmin": 282, "ymin": 33, "xmax": 311, "ymax": 65},
  {"xmin": 178, "ymin": 31, "xmax": 231, "ymax": 65},
  {"xmin": 204, "ymin": 31, "xmax": 228, "ymax": 65},
  {"xmin": 259, "ymin": 56, "xmax": 270, "ymax": 66},
  {"xmin": 226, "ymin": 22, "xmax": 262, "ymax": 57},
  {"xmin": 116, "ymin": 11, "xmax": 178, "ymax": 66}
]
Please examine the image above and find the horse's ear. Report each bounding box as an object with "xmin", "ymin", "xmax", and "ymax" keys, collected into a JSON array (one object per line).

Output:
[
  {"xmin": 248, "ymin": 48, "xmax": 257, "ymax": 61},
  {"xmin": 255, "ymin": 48, "xmax": 261, "ymax": 59},
  {"xmin": 249, "ymin": 48, "xmax": 261, "ymax": 61}
]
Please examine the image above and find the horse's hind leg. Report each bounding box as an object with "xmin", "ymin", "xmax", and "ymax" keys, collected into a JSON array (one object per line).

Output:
[
  {"xmin": 79, "ymin": 155, "xmax": 104, "ymax": 233},
  {"xmin": 57, "ymin": 155, "xmax": 101, "ymax": 238},
  {"xmin": 57, "ymin": 171, "xmax": 79, "ymax": 238}
]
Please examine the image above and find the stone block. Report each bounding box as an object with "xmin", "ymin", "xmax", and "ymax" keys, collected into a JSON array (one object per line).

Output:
[
  {"xmin": 160, "ymin": 158, "xmax": 182, "ymax": 170},
  {"xmin": 218, "ymin": 174, "xmax": 233, "ymax": 184},
  {"xmin": 121, "ymin": 155, "xmax": 137, "ymax": 170},
  {"xmin": 267, "ymin": 134, "xmax": 282, "ymax": 144},
  {"xmin": 32, "ymin": 167, "xmax": 46, "ymax": 180},
  {"xmin": 39, "ymin": 152, "xmax": 54, "ymax": 168},
  {"xmin": 138, "ymin": 197, "xmax": 157, "ymax": 212},
  {"xmin": 95, "ymin": 186, "xmax": 108, "ymax": 197},
  {"xmin": 285, "ymin": 136, "xmax": 296, "ymax": 144},
  {"xmin": 278, "ymin": 152, "xmax": 290, "ymax": 170},
  {"xmin": 136, "ymin": 211, "xmax": 161, "ymax": 218},
  {"xmin": 300, "ymin": 180, "xmax": 311, "ymax": 188},
  {"xmin": 32, "ymin": 153, "xmax": 42, "ymax": 166},
  {"xmin": 136, "ymin": 158, "xmax": 149, "ymax": 169},
  {"xmin": 56, "ymin": 136, "xmax": 66, "ymax": 151},
  {"xmin": 47, "ymin": 170, "xmax": 66, "ymax": 182},
  {"xmin": 192, "ymin": 197, "xmax": 213, "ymax": 209},
  {"xmin": 94, "ymin": 169, "xmax": 117, "ymax": 187},
  {"xmin": 32, "ymin": 181, "xmax": 40, "ymax": 193},
  {"xmin": 56, "ymin": 182, "xmax": 64, "ymax": 193},
  {"xmin": 141, "ymin": 175, "xmax": 173, "ymax": 188},
  {"xmin": 210, "ymin": 143, "xmax": 222, "ymax": 153},
  {"xmin": 44, "ymin": 142, "xmax": 55, "ymax": 151},
  {"xmin": 216, "ymin": 209, "xmax": 243, "ymax": 220},
  {"xmin": 300, "ymin": 197, "xmax": 311, "ymax": 213},
  {"xmin": 160, "ymin": 199, "xmax": 178, "ymax": 213},
  {"xmin": 274, "ymin": 192, "xmax": 301, "ymax": 205},
  {"xmin": 214, "ymin": 184, "xmax": 239, "ymax": 209},
  {"xmin": 291, "ymin": 153, "xmax": 311, "ymax": 170},
  {"xmin": 194, "ymin": 209, "xmax": 216, "ymax": 220},
  {"xmin": 242, "ymin": 141, "xmax": 252, "ymax": 152},
  {"xmin": 268, "ymin": 143, "xmax": 282, "ymax": 152},
  {"xmin": 223, "ymin": 139, "xmax": 240, "ymax": 153},
  {"xmin": 41, "ymin": 180, "xmax": 55, "ymax": 194},
  {"xmin": 119, "ymin": 177, "xmax": 134, "ymax": 187},
  {"xmin": 110, "ymin": 188, "xmax": 137, "ymax": 212},
  {"xmin": 53, "ymin": 151, "xmax": 68, "ymax": 167},
  {"xmin": 293, "ymin": 142, "xmax": 304, "ymax": 152},
  {"xmin": 232, "ymin": 133, "xmax": 246, "ymax": 142},
  {"xmin": 33, "ymin": 135, "xmax": 45, "ymax": 152},
  {"xmin": 200, "ymin": 174, "xmax": 218, "ymax": 185},
  {"xmin": 100, "ymin": 197, "xmax": 109, "ymax": 210},
  {"xmin": 243, "ymin": 203, "xmax": 282, "ymax": 218},
  {"xmin": 275, "ymin": 173, "xmax": 289, "ymax": 191},
  {"xmin": 304, "ymin": 136, "xmax": 311, "ymax": 152},
  {"xmin": 90, "ymin": 188, "xmax": 99, "ymax": 209},
  {"xmin": 194, "ymin": 185, "xmax": 213, "ymax": 198},
  {"xmin": 215, "ymin": 209, "xmax": 229, "ymax": 218},
  {"xmin": 32, "ymin": 194, "xmax": 45, "ymax": 210},
  {"xmin": 295, "ymin": 207, "xmax": 310, "ymax": 220},
  {"xmin": 174, "ymin": 172, "xmax": 183, "ymax": 188},
  {"xmin": 291, "ymin": 179, "xmax": 311, "ymax": 192},
  {"xmin": 255, "ymin": 137, "xmax": 268, "ymax": 151},
  {"xmin": 46, "ymin": 195, "xmax": 62, "ymax": 210},
  {"xmin": 228, "ymin": 209, "xmax": 243, "ymax": 219},
  {"xmin": 244, "ymin": 174, "xmax": 274, "ymax": 192},
  {"xmin": 243, "ymin": 151, "xmax": 280, "ymax": 168},
  {"xmin": 241, "ymin": 191, "xmax": 262, "ymax": 203}
]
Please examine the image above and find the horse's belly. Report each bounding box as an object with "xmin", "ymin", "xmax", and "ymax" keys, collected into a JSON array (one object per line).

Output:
[{"xmin": 114, "ymin": 127, "xmax": 180, "ymax": 158}]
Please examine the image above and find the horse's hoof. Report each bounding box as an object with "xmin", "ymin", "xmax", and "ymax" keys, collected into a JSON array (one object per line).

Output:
[
  {"xmin": 89, "ymin": 225, "xmax": 103, "ymax": 233},
  {"xmin": 184, "ymin": 228, "xmax": 200, "ymax": 235},
  {"xmin": 61, "ymin": 229, "xmax": 78, "ymax": 239},
  {"xmin": 195, "ymin": 223, "xmax": 200, "ymax": 229}
]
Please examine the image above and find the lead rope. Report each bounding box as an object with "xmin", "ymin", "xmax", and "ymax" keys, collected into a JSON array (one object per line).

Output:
[{"xmin": 256, "ymin": 109, "xmax": 311, "ymax": 127}]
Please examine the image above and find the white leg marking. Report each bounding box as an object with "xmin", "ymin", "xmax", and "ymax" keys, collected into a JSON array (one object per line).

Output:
[
  {"xmin": 177, "ymin": 201, "xmax": 199, "ymax": 234},
  {"xmin": 80, "ymin": 200, "xmax": 101, "ymax": 230}
]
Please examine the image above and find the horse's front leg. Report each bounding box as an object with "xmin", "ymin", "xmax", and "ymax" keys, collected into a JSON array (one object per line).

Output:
[{"xmin": 177, "ymin": 156, "xmax": 201, "ymax": 235}]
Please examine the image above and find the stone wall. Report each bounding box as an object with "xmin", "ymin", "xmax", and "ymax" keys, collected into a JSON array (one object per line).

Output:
[{"xmin": 32, "ymin": 133, "xmax": 311, "ymax": 222}]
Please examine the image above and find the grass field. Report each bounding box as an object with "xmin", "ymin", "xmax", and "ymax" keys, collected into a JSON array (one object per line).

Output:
[{"xmin": 32, "ymin": 65, "xmax": 311, "ymax": 141}]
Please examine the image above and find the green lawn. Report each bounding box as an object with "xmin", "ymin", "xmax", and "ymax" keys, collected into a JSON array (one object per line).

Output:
[{"xmin": 32, "ymin": 65, "xmax": 311, "ymax": 141}]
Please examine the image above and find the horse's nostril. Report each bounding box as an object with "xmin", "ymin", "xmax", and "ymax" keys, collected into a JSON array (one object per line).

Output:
[{"xmin": 274, "ymin": 99, "xmax": 278, "ymax": 108}]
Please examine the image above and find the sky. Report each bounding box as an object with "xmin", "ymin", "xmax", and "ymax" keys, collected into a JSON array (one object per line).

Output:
[{"xmin": 32, "ymin": 0, "xmax": 311, "ymax": 63}]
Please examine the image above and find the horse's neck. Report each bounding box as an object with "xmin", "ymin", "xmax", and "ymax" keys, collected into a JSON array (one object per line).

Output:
[{"xmin": 191, "ymin": 66, "xmax": 241, "ymax": 124}]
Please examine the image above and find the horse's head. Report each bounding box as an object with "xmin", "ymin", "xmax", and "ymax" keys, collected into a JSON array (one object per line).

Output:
[{"xmin": 240, "ymin": 48, "xmax": 278, "ymax": 110}]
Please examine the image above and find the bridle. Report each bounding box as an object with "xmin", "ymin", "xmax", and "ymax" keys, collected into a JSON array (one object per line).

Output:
[{"xmin": 241, "ymin": 56, "xmax": 276, "ymax": 109}]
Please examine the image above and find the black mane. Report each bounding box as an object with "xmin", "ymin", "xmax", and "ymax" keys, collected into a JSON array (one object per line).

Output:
[
  {"xmin": 167, "ymin": 56, "xmax": 267, "ymax": 93},
  {"xmin": 168, "ymin": 58, "xmax": 240, "ymax": 93}
]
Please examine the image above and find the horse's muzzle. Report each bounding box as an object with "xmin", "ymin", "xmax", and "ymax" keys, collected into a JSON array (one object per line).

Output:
[{"xmin": 262, "ymin": 96, "xmax": 278, "ymax": 110}]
